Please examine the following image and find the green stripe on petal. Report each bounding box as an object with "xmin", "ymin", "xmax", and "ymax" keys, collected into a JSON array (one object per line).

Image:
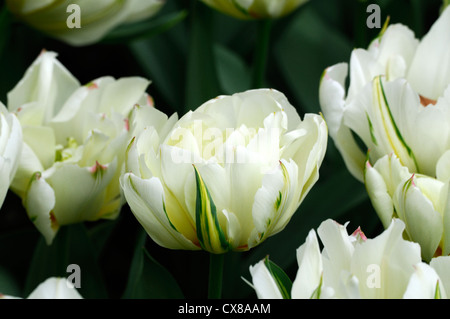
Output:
[
  {"xmin": 194, "ymin": 166, "xmax": 230, "ymax": 254},
  {"xmin": 263, "ymin": 256, "xmax": 292, "ymax": 299},
  {"xmin": 366, "ymin": 112, "xmax": 378, "ymax": 146},
  {"xmin": 373, "ymin": 76, "xmax": 419, "ymax": 172}
]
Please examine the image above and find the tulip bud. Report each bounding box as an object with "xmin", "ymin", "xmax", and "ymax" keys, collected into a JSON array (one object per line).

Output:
[{"xmin": 365, "ymin": 153, "xmax": 449, "ymax": 261}]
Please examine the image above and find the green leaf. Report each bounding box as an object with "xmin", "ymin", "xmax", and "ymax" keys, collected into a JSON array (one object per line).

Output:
[
  {"xmin": 122, "ymin": 229, "xmax": 184, "ymax": 299},
  {"xmin": 274, "ymin": 6, "xmax": 352, "ymax": 114},
  {"xmin": 102, "ymin": 10, "xmax": 188, "ymax": 44},
  {"xmin": 0, "ymin": 4, "xmax": 11, "ymax": 61},
  {"xmin": 214, "ymin": 44, "xmax": 251, "ymax": 95},
  {"xmin": 263, "ymin": 256, "xmax": 292, "ymax": 299},
  {"xmin": 184, "ymin": 0, "xmax": 221, "ymax": 112},
  {"xmin": 0, "ymin": 265, "xmax": 21, "ymax": 297}
]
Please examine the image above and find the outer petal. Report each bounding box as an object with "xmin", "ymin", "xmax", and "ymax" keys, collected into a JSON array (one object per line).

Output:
[
  {"xmin": 403, "ymin": 263, "xmax": 446, "ymax": 299},
  {"xmin": 249, "ymin": 260, "xmax": 283, "ymax": 299},
  {"xmin": 24, "ymin": 172, "xmax": 57, "ymax": 245},
  {"xmin": 291, "ymin": 229, "xmax": 323, "ymax": 299},
  {"xmin": 393, "ymin": 175, "xmax": 443, "ymax": 261},
  {"xmin": 437, "ymin": 150, "xmax": 450, "ymax": 182},
  {"xmin": 317, "ymin": 220, "xmax": 354, "ymax": 292},
  {"xmin": 10, "ymin": 142, "xmax": 44, "ymax": 197},
  {"xmin": 27, "ymin": 277, "xmax": 83, "ymax": 299},
  {"xmin": 364, "ymin": 160, "xmax": 394, "ymax": 228},
  {"xmin": 407, "ymin": 6, "xmax": 450, "ymax": 100},
  {"xmin": 319, "ymin": 63, "xmax": 366, "ymax": 181},
  {"xmin": 45, "ymin": 160, "xmax": 119, "ymax": 225},
  {"xmin": 351, "ymin": 219, "xmax": 421, "ymax": 298},
  {"xmin": 7, "ymin": 51, "xmax": 79, "ymax": 124},
  {"xmin": 120, "ymin": 173, "xmax": 198, "ymax": 250},
  {"xmin": 430, "ymin": 256, "xmax": 450, "ymax": 297}
]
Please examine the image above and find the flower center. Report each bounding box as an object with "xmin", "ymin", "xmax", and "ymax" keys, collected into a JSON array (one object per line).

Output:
[{"xmin": 55, "ymin": 137, "xmax": 79, "ymax": 162}]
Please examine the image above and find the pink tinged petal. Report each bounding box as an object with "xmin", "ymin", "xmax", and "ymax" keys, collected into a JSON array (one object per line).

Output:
[
  {"xmin": 24, "ymin": 172, "xmax": 57, "ymax": 245},
  {"xmin": 351, "ymin": 227, "xmax": 368, "ymax": 242},
  {"xmin": 46, "ymin": 160, "xmax": 118, "ymax": 225}
]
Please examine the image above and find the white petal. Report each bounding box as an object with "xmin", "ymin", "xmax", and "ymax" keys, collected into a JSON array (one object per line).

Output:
[
  {"xmin": 430, "ymin": 256, "xmax": 450, "ymax": 298},
  {"xmin": 291, "ymin": 229, "xmax": 323, "ymax": 299},
  {"xmin": 407, "ymin": 6, "xmax": 450, "ymax": 100},
  {"xmin": 27, "ymin": 277, "xmax": 83, "ymax": 299},
  {"xmin": 120, "ymin": 173, "xmax": 198, "ymax": 250},
  {"xmin": 249, "ymin": 260, "xmax": 283, "ymax": 299},
  {"xmin": 24, "ymin": 172, "xmax": 57, "ymax": 245},
  {"xmin": 403, "ymin": 263, "xmax": 445, "ymax": 299}
]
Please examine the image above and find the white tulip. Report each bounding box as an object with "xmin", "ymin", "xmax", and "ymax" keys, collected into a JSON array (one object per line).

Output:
[
  {"xmin": 121, "ymin": 89, "xmax": 328, "ymax": 253},
  {"xmin": 5, "ymin": 0, "xmax": 166, "ymax": 46},
  {"xmin": 249, "ymin": 218, "xmax": 450, "ymax": 299},
  {"xmin": 7, "ymin": 51, "xmax": 151, "ymax": 244},
  {"xmin": 319, "ymin": 7, "xmax": 450, "ymax": 182}
]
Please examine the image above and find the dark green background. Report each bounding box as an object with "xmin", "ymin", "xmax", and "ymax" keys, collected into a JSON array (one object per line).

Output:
[{"xmin": 0, "ymin": 0, "xmax": 443, "ymax": 299}]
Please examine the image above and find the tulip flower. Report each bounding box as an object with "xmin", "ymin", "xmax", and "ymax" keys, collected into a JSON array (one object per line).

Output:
[
  {"xmin": 248, "ymin": 218, "xmax": 450, "ymax": 299},
  {"xmin": 1, "ymin": 277, "xmax": 83, "ymax": 299},
  {"xmin": 5, "ymin": 0, "xmax": 166, "ymax": 46},
  {"xmin": 0, "ymin": 104, "xmax": 22, "ymax": 208},
  {"xmin": 365, "ymin": 153, "xmax": 450, "ymax": 261},
  {"xmin": 199, "ymin": 0, "xmax": 308, "ymax": 19},
  {"xmin": 319, "ymin": 6, "xmax": 450, "ymax": 182},
  {"xmin": 7, "ymin": 51, "xmax": 151, "ymax": 244},
  {"xmin": 121, "ymin": 89, "xmax": 328, "ymax": 253}
]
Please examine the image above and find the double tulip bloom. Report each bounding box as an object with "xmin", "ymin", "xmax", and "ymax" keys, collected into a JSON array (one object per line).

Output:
[
  {"xmin": 121, "ymin": 89, "xmax": 327, "ymax": 253},
  {"xmin": 320, "ymin": 7, "xmax": 450, "ymax": 260},
  {"xmin": 6, "ymin": 0, "xmax": 165, "ymax": 46},
  {"xmin": 200, "ymin": 0, "xmax": 309, "ymax": 19},
  {"xmin": 249, "ymin": 218, "xmax": 450, "ymax": 299},
  {"xmin": 7, "ymin": 51, "xmax": 151, "ymax": 244}
]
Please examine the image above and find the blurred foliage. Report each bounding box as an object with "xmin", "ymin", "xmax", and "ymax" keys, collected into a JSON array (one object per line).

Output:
[{"xmin": 0, "ymin": 0, "xmax": 443, "ymax": 299}]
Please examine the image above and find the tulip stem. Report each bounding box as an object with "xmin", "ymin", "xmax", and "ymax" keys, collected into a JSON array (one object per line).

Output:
[
  {"xmin": 251, "ymin": 19, "xmax": 273, "ymax": 89},
  {"xmin": 208, "ymin": 253, "xmax": 225, "ymax": 299}
]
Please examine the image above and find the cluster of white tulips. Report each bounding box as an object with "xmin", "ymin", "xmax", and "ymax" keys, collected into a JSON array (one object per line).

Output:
[{"xmin": 0, "ymin": 0, "xmax": 449, "ymax": 300}]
